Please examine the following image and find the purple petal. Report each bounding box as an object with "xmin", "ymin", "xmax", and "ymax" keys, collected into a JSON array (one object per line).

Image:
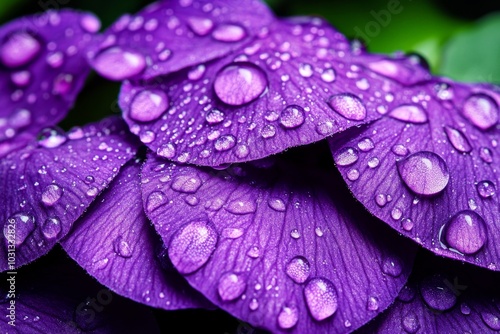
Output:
[
  {"xmin": 0, "ymin": 10, "xmax": 99, "ymax": 157},
  {"xmin": 120, "ymin": 17, "xmax": 412, "ymax": 166},
  {"xmin": 0, "ymin": 117, "xmax": 138, "ymax": 271},
  {"xmin": 0, "ymin": 249, "xmax": 160, "ymax": 333},
  {"xmin": 87, "ymin": 0, "xmax": 274, "ymax": 80},
  {"xmin": 328, "ymin": 80, "xmax": 500, "ymax": 270},
  {"xmin": 140, "ymin": 146, "xmax": 417, "ymax": 333},
  {"xmin": 360, "ymin": 252, "xmax": 500, "ymax": 333},
  {"xmin": 61, "ymin": 159, "xmax": 212, "ymax": 310}
]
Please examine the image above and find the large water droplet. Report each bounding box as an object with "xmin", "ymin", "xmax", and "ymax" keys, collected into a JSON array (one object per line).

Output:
[
  {"xmin": 214, "ymin": 62, "xmax": 267, "ymax": 106},
  {"xmin": 482, "ymin": 311, "xmax": 500, "ymax": 330},
  {"xmin": 0, "ymin": 31, "xmax": 41, "ymax": 68},
  {"xmin": 37, "ymin": 127, "xmax": 67, "ymax": 148},
  {"xmin": 334, "ymin": 147, "xmax": 358, "ymax": 166},
  {"xmin": 187, "ymin": 17, "xmax": 214, "ymax": 36},
  {"xmin": 41, "ymin": 184, "xmax": 63, "ymax": 206},
  {"xmin": 442, "ymin": 210, "xmax": 487, "ymax": 255},
  {"xmin": 277, "ymin": 305, "xmax": 299, "ymax": 329},
  {"xmin": 303, "ymin": 277, "xmax": 338, "ymax": 321},
  {"xmin": 93, "ymin": 47, "xmax": 146, "ymax": 80},
  {"xmin": 388, "ymin": 104, "xmax": 427, "ymax": 124},
  {"xmin": 4, "ymin": 213, "xmax": 35, "ymax": 247},
  {"xmin": 41, "ymin": 217, "xmax": 61, "ymax": 240},
  {"xmin": 129, "ymin": 89, "xmax": 168, "ymax": 122},
  {"xmin": 280, "ymin": 105, "xmax": 305, "ymax": 129},
  {"xmin": 146, "ymin": 191, "xmax": 167, "ymax": 212},
  {"xmin": 477, "ymin": 180, "xmax": 496, "ymax": 198},
  {"xmin": 168, "ymin": 220, "xmax": 218, "ymax": 274},
  {"xmin": 218, "ymin": 272, "xmax": 246, "ymax": 301},
  {"xmin": 444, "ymin": 126, "xmax": 472, "ymax": 153},
  {"xmin": 113, "ymin": 236, "xmax": 132, "ymax": 258},
  {"xmin": 397, "ymin": 151, "xmax": 449, "ymax": 196},
  {"xmin": 214, "ymin": 135, "xmax": 236, "ymax": 152},
  {"xmin": 419, "ymin": 274, "xmax": 457, "ymax": 311},
  {"xmin": 285, "ymin": 256, "xmax": 310, "ymax": 283},
  {"xmin": 462, "ymin": 94, "xmax": 499, "ymax": 130},
  {"xmin": 328, "ymin": 93, "xmax": 366, "ymax": 121},
  {"xmin": 171, "ymin": 175, "xmax": 202, "ymax": 193},
  {"xmin": 212, "ymin": 24, "xmax": 246, "ymax": 42}
]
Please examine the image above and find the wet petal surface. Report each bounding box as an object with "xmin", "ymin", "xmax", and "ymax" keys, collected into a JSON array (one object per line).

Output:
[
  {"xmin": 120, "ymin": 17, "xmax": 409, "ymax": 166},
  {"xmin": 0, "ymin": 10, "xmax": 99, "ymax": 157},
  {"xmin": 88, "ymin": 0, "xmax": 274, "ymax": 80},
  {"xmin": 141, "ymin": 146, "xmax": 417, "ymax": 333},
  {"xmin": 0, "ymin": 117, "xmax": 138, "ymax": 271},
  {"xmin": 329, "ymin": 81, "xmax": 500, "ymax": 270},
  {"xmin": 61, "ymin": 160, "xmax": 211, "ymax": 310}
]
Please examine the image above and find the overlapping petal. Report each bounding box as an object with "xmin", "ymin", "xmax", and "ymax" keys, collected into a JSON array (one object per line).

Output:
[
  {"xmin": 87, "ymin": 0, "xmax": 274, "ymax": 81},
  {"xmin": 0, "ymin": 10, "xmax": 100, "ymax": 157},
  {"xmin": 0, "ymin": 117, "xmax": 138, "ymax": 271},
  {"xmin": 140, "ymin": 146, "xmax": 417, "ymax": 333},
  {"xmin": 61, "ymin": 159, "xmax": 212, "ymax": 310},
  {"xmin": 329, "ymin": 80, "xmax": 500, "ymax": 270}
]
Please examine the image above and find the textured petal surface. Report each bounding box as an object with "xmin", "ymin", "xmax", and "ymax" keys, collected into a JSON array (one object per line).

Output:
[
  {"xmin": 360, "ymin": 251, "xmax": 500, "ymax": 333},
  {"xmin": 0, "ymin": 10, "xmax": 99, "ymax": 157},
  {"xmin": 119, "ymin": 17, "xmax": 415, "ymax": 166},
  {"xmin": 0, "ymin": 117, "xmax": 138, "ymax": 271},
  {"xmin": 0, "ymin": 248, "xmax": 160, "ymax": 334},
  {"xmin": 87, "ymin": 0, "xmax": 274, "ymax": 80},
  {"xmin": 329, "ymin": 81, "xmax": 500, "ymax": 270},
  {"xmin": 141, "ymin": 146, "xmax": 417, "ymax": 333},
  {"xmin": 61, "ymin": 159, "xmax": 212, "ymax": 310}
]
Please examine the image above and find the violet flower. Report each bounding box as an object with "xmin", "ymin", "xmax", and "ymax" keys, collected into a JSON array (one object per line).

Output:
[{"xmin": 1, "ymin": 1, "xmax": 500, "ymax": 333}]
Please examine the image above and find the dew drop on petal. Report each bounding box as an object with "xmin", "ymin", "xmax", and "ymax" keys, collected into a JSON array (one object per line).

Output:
[
  {"xmin": 334, "ymin": 147, "xmax": 358, "ymax": 166},
  {"xmin": 10, "ymin": 71, "xmax": 31, "ymax": 87},
  {"xmin": 392, "ymin": 144, "xmax": 408, "ymax": 156},
  {"xmin": 212, "ymin": 24, "xmax": 246, "ymax": 42},
  {"xmin": 93, "ymin": 47, "xmax": 146, "ymax": 80},
  {"xmin": 187, "ymin": 17, "xmax": 214, "ymax": 36},
  {"xmin": 268, "ymin": 198, "xmax": 286, "ymax": 212},
  {"xmin": 0, "ymin": 31, "xmax": 41, "ymax": 68},
  {"xmin": 477, "ymin": 180, "xmax": 496, "ymax": 198},
  {"xmin": 481, "ymin": 312, "xmax": 500, "ymax": 330},
  {"xmin": 168, "ymin": 220, "xmax": 218, "ymax": 274},
  {"xmin": 205, "ymin": 109, "xmax": 225, "ymax": 124},
  {"xmin": 261, "ymin": 124, "xmax": 276, "ymax": 139},
  {"xmin": 218, "ymin": 272, "xmax": 246, "ymax": 301},
  {"xmin": 479, "ymin": 147, "xmax": 493, "ymax": 163},
  {"xmin": 303, "ymin": 277, "xmax": 338, "ymax": 321},
  {"xmin": 277, "ymin": 305, "xmax": 299, "ymax": 329},
  {"xmin": 321, "ymin": 68, "xmax": 336, "ymax": 83},
  {"xmin": 37, "ymin": 127, "xmax": 67, "ymax": 148},
  {"xmin": 388, "ymin": 104, "xmax": 427, "ymax": 124},
  {"xmin": 285, "ymin": 256, "xmax": 310, "ymax": 283},
  {"xmin": 41, "ymin": 184, "xmax": 63, "ymax": 206},
  {"xmin": 327, "ymin": 93, "xmax": 366, "ymax": 121},
  {"xmin": 442, "ymin": 210, "xmax": 487, "ymax": 255},
  {"xmin": 357, "ymin": 137, "xmax": 375, "ymax": 152},
  {"xmin": 226, "ymin": 200, "xmax": 256, "ymax": 215},
  {"xmin": 382, "ymin": 257, "xmax": 403, "ymax": 277},
  {"xmin": 113, "ymin": 236, "xmax": 132, "ymax": 258},
  {"xmin": 171, "ymin": 175, "xmax": 202, "ymax": 194},
  {"xmin": 397, "ymin": 151, "xmax": 449, "ymax": 196},
  {"xmin": 462, "ymin": 94, "xmax": 499, "ymax": 130},
  {"xmin": 367, "ymin": 296, "xmax": 379, "ymax": 311},
  {"xmin": 80, "ymin": 14, "xmax": 101, "ymax": 33},
  {"xmin": 280, "ymin": 105, "xmax": 305, "ymax": 129},
  {"xmin": 4, "ymin": 213, "xmax": 35, "ymax": 247},
  {"xmin": 157, "ymin": 143, "xmax": 176, "ymax": 159},
  {"xmin": 86, "ymin": 186, "xmax": 99, "ymax": 197},
  {"xmin": 129, "ymin": 89, "xmax": 168, "ymax": 122},
  {"xmin": 41, "ymin": 217, "xmax": 61, "ymax": 240},
  {"xmin": 444, "ymin": 126, "xmax": 472, "ymax": 153},
  {"xmin": 214, "ymin": 135, "xmax": 236, "ymax": 152},
  {"xmin": 146, "ymin": 191, "xmax": 167, "ymax": 212},
  {"xmin": 235, "ymin": 144, "xmax": 249, "ymax": 159},
  {"xmin": 419, "ymin": 274, "xmax": 457, "ymax": 311},
  {"xmin": 402, "ymin": 312, "xmax": 420, "ymax": 333}
]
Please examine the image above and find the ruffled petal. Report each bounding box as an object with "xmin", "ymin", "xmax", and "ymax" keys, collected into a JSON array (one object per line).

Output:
[
  {"xmin": 61, "ymin": 159, "xmax": 212, "ymax": 310},
  {"xmin": 0, "ymin": 117, "xmax": 138, "ymax": 271}
]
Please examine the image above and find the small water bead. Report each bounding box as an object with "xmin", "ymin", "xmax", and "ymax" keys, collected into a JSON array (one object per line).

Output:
[
  {"xmin": 368, "ymin": 157, "xmax": 380, "ymax": 168},
  {"xmin": 188, "ymin": 64, "xmax": 206, "ymax": 81},
  {"xmin": 321, "ymin": 68, "xmax": 336, "ymax": 82},
  {"xmin": 315, "ymin": 227, "xmax": 324, "ymax": 237},
  {"xmin": 84, "ymin": 175, "xmax": 95, "ymax": 184},
  {"xmin": 367, "ymin": 296, "xmax": 379, "ymax": 311},
  {"xmin": 187, "ymin": 17, "xmax": 214, "ymax": 36},
  {"xmin": 261, "ymin": 124, "xmax": 276, "ymax": 139},
  {"xmin": 139, "ymin": 130, "xmax": 155, "ymax": 144},
  {"xmin": 213, "ymin": 62, "xmax": 267, "ymax": 106},
  {"xmin": 391, "ymin": 208, "xmax": 402, "ymax": 220},
  {"xmin": 479, "ymin": 147, "xmax": 493, "ymax": 163},
  {"xmin": 205, "ymin": 109, "xmax": 225, "ymax": 124},
  {"xmin": 277, "ymin": 305, "xmax": 299, "ymax": 329},
  {"xmin": 477, "ymin": 180, "xmax": 496, "ymax": 198},
  {"xmin": 129, "ymin": 89, "xmax": 168, "ymax": 122},
  {"xmin": 41, "ymin": 217, "xmax": 61, "ymax": 240},
  {"xmin": 444, "ymin": 126, "xmax": 472, "ymax": 153},
  {"xmin": 235, "ymin": 144, "xmax": 250, "ymax": 159},
  {"xmin": 290, "ymin": 229, "xmax": 300, "ymax": 239},
  {"xmin": 328, "ymin": 93, "xmax": 366, "ymax": 121},
  {"xmin": 460, "ymin": 302, "xmax": 471, "ymax": 315},
  {"xmin": 171, "ymin": 175, "xmax": 202, "ymax": 194},
  {"xmin": 146, "ymin": 191, "xmax": 167, "ymax": 212},
  {"xmin": 392, "ymin": 144, "xmax": 408, "ymax": 156},
  {"xmin": 442, "ymin": 210, "xmax": 487, "ymax": 255},
  {"xmin": 214, "ymin": 135, "xmax": 236, "ymax": 152},
  {"xmin": 388, "ymin": 104, "xmax": 427, "ymax": 124},
  {"xmin": 226, "ymin": 200, "xmax": 256, "ymax": 214},
  {"xmin": 218, "ymin": 272, "xmax": 247, "ymax": 301},
  {"xmin": 248, "ymin": 298, "xmax": 259, "ymax": 311},
  {"xmin": 168, "ymin": 220, "xmax": 218, "ymax": 274},
  {"xmin": 298, "ymin": 63, "xmax": 313, "ymax": 77},
  {"xmin": 222, "ymin": 227, "xmax": 244, "ymax": 239},
  {"xmin": 41, "ymin": 184, "xmax": 63, "ymax": 206},
  {"xmin": 462, "ymin": 94, "xmax": 499, "ymax": 130},
  {"xmin": 315, "ymin": 120, "xmax": 335, "ymax": 135},
  {"xmin": 382, "ymin": 257, "xmax": 403, "ymax": 277},
  {"xmin": 357, "ymin": 137, "xmax": 375, "ymax": 152},
  {"xmin": 46, "ymin": 51, "xmax": 64, "ymax": 68},
  {"xmin": 375, "ymin": 194, "xmax": 387, "ymax": 207},
  {"xmin": 346, "ymin": 169, "xmax": 359, "ymax": 181},
  {"xmin": 8, "ymin": 109, "xmax": 31, "ymax": 130},
  {"xmin": 482, "ymin": 312, "xmax": 500, "ymax": 330},
  {"xmin": 93, "ymin": 47, "xmax": 146, "ymax": 80},
  {"xmin": 113, "ymin": 236, "xmax": 132, "ymax": 258},
  {"xmin": 397, "ymin": 151, "xmax": 449, "ymax": 196},
  {"xmin": 285, "ymin": 256, "xmax": 310, "ymax": 283},
  {"xmin": 247, "ymin": 245, "xmax": 260, "ymax": 259},
  {"xmin": 10, "ymin": 71, "xmax": 31, "ymax": 87},
  {"xmin": 468, "ymin": 198, "xmax": 478, "ymax": 210},
  {"xmin": 4, "ymin": 213, "xmax": 35, "ymax": 247},
  {"xmin": 157, "ymin": 143, "xmax": 176, "ymax": 159},
  {"xmin": 52, "ymin": 74, "xmax": 73, "ymax": 95},
  {"xmin": 280, "ymin": 105, "xmax": 305, "ymax": 129},
  {"xmin": 86, "ymin": 186, "xmax": 99, "ymax": 197},
  {"xmin": 334, "ymin": 147, "xmax": 358, "ymax": 166},
  {"xmin": 401, "ymin": 218, "xmax": 414, "ymax": 232},
  {"xmin": 80, "ymin": 14, "xmax": 101, "ymax": 33},
  {"xmin": 420, "ymin": 274, "xmax": 457, "ymax": 311},
  {"xmin": 303, "ymin": 277, "xmax": 338, "ymax": 321},
  {"xmin": 268, "ymin": 198, "xmax": 286, "ymax": 212},
  {"xmin": 402, "ymin": 313, "xmax": 420, "ymax": 334},
  {"xmin": 212, "ymin": 24, "xmax": 246, "ymax": 42},
  {"xmin": 38, "ymin": 127, "xmax": 67, "ymax": 148},
  {"xmin": 0, "ymin": 31, "xmax": 41, "ymax": 68}
]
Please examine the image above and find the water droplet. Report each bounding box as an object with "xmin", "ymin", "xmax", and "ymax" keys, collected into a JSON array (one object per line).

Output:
[
  {"xmin": 84, "ymin": 175, "xmax": 95, "ymax": 184},
  {"xmin": 303, "ymin": 277, "xmax": 338, "ymax": 321},
  {"xmin": 212, "ymin": 24, "xmax": 246, "ymax": 42},
  {"xmin": 481, "ymin": 312, "xmax": 500, "ymax": 330},
  {"xmin": 157, "ymin": 143, "xmax": 176, "ymax": 159},
  {"xmin": 334, "ymin": 147, "xmax": 358, "ymax": 166},
  {"xmin": 462, "ymin": 94, "xmax": 499, "ymax": 130},
  {"xmin": 52, "ymin": 73, "xmax": 73, "ymax": 95},
  {"xmin": 168, "ymin": 220, "xmax": 218, "ymax": 274},
  {"xmin": 477, "ymin": 180, "xmax": 496, "ymax": 198},
  {"xmin": 367, "ymin": 296, "xmax": 379, "ymax": 311},
  {"xmin": 280, "ymin": 105, "xmax": 305, "ymax": 129},
  {"xmin": 402, "ymin": 312, "xmax": 420, "ymax": 333},
  {"xmin": 268, "ymin": 198, "xmax": 286, "ymax": 212},
  {"xmin": 10, "ymin": 71, "xmax": 31, "ymax": 87},
  {"xmin": 129, "ymin": 89, "xmax": 168, "ymax": 122},
  {"xmin": 46, "ymin": 51, "xmax": 64, "ymax": 68},
  {"xmin": 357, "ymin": 137, "xmax": 374, "ymax": 152},
  {"xmin": 86, "ymin": 186, "xmax": 98, "ymax": 197},
  {"xmin": 205, "ymin": 109, "xmax": 225, "ymax": 124},
  {"xmin": 146, "ymin": 191, "xmax": 167, "ymax": 212},
  {"xmin": 460, "ymin": 302, "xmax": 471, "ymax": 315},
  {"xmin": 188, "ymin": 64, "xmax": 206, "ymax": 80},
  {"xmin": 420, "ymin": 274, "xmax": 457, "ymax": 311},
  {"xmin": 226, "ymin": 200, "xmax": 256, "ymax": 214},
  {"xmin": 214, "ymin": 135, "xmax": 236, "ymax": 152},
  {"xmin": 261, "ymin": 124, "xmax": 276, "ymax": 139},
  {"xmin": 375, "ymin": 194, "xmax": 387, "ymax": 207},
  {"xmin": 388, "ymin": 104, "xmax": 427, "ymax": 124},
  {"xmin": 397, "ymin": 151, "xmax": 449, "ymax": 196},
  {"xmin": 290, "ymin": 229, "xmax": 300, "ymax": 239},
  {"xmin": 214, "ymin": 62, "xmax": 267, "ymax": 106},
  {"xmin": 368, "ymin": 157, "xmax": 380, "ymax": 168},
  {"xmin": 93, "ymin": 47, "xmax": 146, "ymax": 80},
  {"xmin": 41, "ymin": 217, "xmax": 61, "ymax": 240},
  {"xmin": 479, "ymin": 147, "xmax": 493, "ymax": 163},
  {"xmin": 277, "ymin": 305, "xmax": 299, "ymax": 329},
  {"xmin": 382, "ymin": 257, "xmax": 403, "ymax": 277},
  {"xmin": 80, "ymin": 14, "xmax": 101, "ymax": 33},
  {"xmin": 402, "ymin": 218, "xmax": 414, "ymax": 231},
  {"xmin": 187, "ymin": 17, "xmax": 214, "ymax": 36},
  {"xmin": 444, "ymin": 126, "xmax": 472, "ymax": 153},
  {"xmin": 346, "ymin": 168, "xmax": 360, "ymax": 181},
  {"xmin": 315, "ymin": 120, "xmax": 335, "ymax": 135},
  {"xmin": 442, "ymin": 210, "xmax": 487, "ymax": 255},
  {"xmin": 298, "ymin": 63, "xmax": 313, "ymax": 77},
  {"xmin": 321, "ymin": 68, "xmax": 336, "ymax": 82},
  {"xmin": 315, "ymin": 227, "xmax": 324, "ymax": 237},
  {"xmin": 247, "ymin": 245, "xmax": 260, "ymax": 259},
  {"xmin": 37, "ymin": 127, "xmax": 67, "ymax": 148},
  {"xmin": 218, "ymin": 272, "xmax": 246, "ymax": 301},
  {"xmin": 0, "ymin": 31, "xmax": 41, "ymax": 68},
  {"xmin": 4, "ymin": 213, "xmax": 35, "ymax": 246},
  {"xmin": 285, "ymin": 256, "xmax": 310, "ymax": 283},
  {"xmin": 392, "ymin": 144, "xmax": 408, "ymax": 156},
  {"xmin": 171, "ymin": 175, "xmax": 202, "ymax": 193},
  {"xmin": 328, "ymin": 93, "xmax": 366, "ymax": 121},
  {"xmin": 391, "ymin": 207, "xmax": 402, "ymax": 220},
  {"xmin": 249, "ymin": 298, "xmax": 259, "ymax": 311},
  {"xmin": 41, "ymin": 184, "xmax": 63, "ymax": 206},
  {"xmin": 113, "ymin": 236, "xmax": 132, "ymax": 258}
]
